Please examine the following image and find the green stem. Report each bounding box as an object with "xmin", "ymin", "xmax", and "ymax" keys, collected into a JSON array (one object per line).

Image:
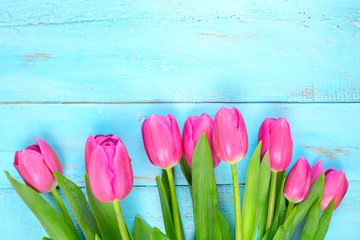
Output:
[
  {"xmin": 266, "ymin": 171, "xmax": 278, "ymax": 230},
  {"xmin": 113, "ymin": 200, "xmax": 130, "ymax": 240},
  {"xmin": 231, "ymin": 164, "xmax": 242, "ymax": 240},
  {"xmin": 166, "ymin": 168, "xmax": 183, "ymax": 240},
  {"xmin": 284, "ymin": 201, "xmax": 295, "ymax": 221},
  {"xmin": 51, "ymin": 188, "xmax": 76, "ymax": 231}
]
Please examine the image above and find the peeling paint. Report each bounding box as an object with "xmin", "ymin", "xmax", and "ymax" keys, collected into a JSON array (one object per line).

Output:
[
  {"xmin": 304, "ymin": 146, "xmax": 350, "ymax": 160},
  {"xmin": 197, "ymin": 33, "xmax": 239, "ymax": 39},
  {"xmin": 23, "ymin": 53, "xmax": 54, "ymax": 62}
]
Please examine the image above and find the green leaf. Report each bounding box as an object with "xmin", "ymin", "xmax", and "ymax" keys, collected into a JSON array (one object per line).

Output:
[
  {"xmin": 242, "ymin": 142, "xmax": 261, "ymax": 240},
  {"xmin": 314, "ymin": 200, "xmax": 335, "ymax": 240},
  {"xmin": 258, "ymin": 188, "xmax": 270, "ymax": 240},
  {"xmin": 299, "ymin": 199, "xmax": 321, "ymax": 240},
  {"xmin": 180, "ymin": 154, "xmax": 192, "ymax": 187},
  {"xmin": 132, "ymin": 216, "xmax": 152, "ymax": 240},
  {"xmin": 252, "ymin": 151, "xmax": 271, "ymax": 240},
  {"xmin": 278, "ymin": 196, "xmax": 287, "ymax": 226},
  {"xmin": 85, "ymin": 173, "xmax": 122, "ymax": 240},
  {"xmin": 155, "ymin": 176, "xmax": 176, "ymax": 240},
  {"xmin": 95, "ymin": 234, "xmax": 101, "ymax": 240},
  {"xmin": 261, "ymin": 230, "xmax": 270, "ymax": 240},
  {"xmin": 5, "ymin": 171, "xmax": 80, "ymax": 240},
  {"xmin": 218, "ymin": 209, "xmax": 234, "ymax": 240},
  {"xmin": 268, "ymin": 170, "xmax": 286, "ymax": 239},
  {"xmin": 192, "ymin": 134, "xmax": 221, "ymax": 239},
  {"xmin": 42, "ymin": 237, "xmax": 52, "ymax": 240},
  {"xmin": 281, "ymin": 173, "xmax": 325, "ymax": 239},
  {"xmin": 273, "ymin": 226, "xmax": 285, "ymax": 240},
  {"xmin": 161, "ymin": 169, "xmax": 185, "ymax": 240},
  {"xmin": 126, "ymin": 224, "xmax": 134, "ymax": 240},
  {"xmin": 54, "ymin": 172, "xmax": 100, "ymax": 240},
  {"xmin": 150, "ymin": 227, "xmax": 171, "ymax": 240},
  {"xmin": 161, "ymin": 169, "xmax": 172, "ymax": 214}
]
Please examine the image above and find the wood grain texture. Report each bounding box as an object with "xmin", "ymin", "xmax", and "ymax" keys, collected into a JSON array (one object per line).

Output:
[
  {"xmin": 1, "ymin": 183, "xmax": 359, "ymax": 240},
  {"xmin": 1, "ymin": 0, "xmax": 359, "ymax": 102},
  {"xmin": 1, "ymin": 0, "xmax": 359, "ymax": 239},
  {"xmin": 0, "ymin": 103, "xmax": 359, "ymax": 188}
]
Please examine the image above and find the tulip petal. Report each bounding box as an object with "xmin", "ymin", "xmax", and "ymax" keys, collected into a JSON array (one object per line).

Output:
[
  {"xmin": 88, "ymin": 146, "xmax": 115, "ymax": 202},
  {"xmin": 283, "ymin": 157, "xmax": 311, "ymax": 203},
  {"xmin": 193, "ymin": 114, "xmax": 220, "ymax": 168},
  {"xmin": 15, "ymin": 150, "xmax": 56, "ymax": 193},
  {"xmin": 183, "ymin": 114, "xmax": 219, "ymax": 168},
  {"xmin": 26, "ymin": 144, "xmax": 41, "ymax": 153},
  {"xmin": 258, "ymin": 118, "xmax": 278, "ymax": 159},
  {"xmin": 141, "ymin": 118, "xmax": 151, "ymax": 160},
  {"xmin": 213, "ymin": 107, "xmax": 248, "ymax": 164},
  {"xmin": 182, "ymin": 116, "xmax": 195, "ymax": 167},
  {"xmin": 93, "ymin": 134, "xmax": 108, "ymax": 144},
  {"xmin": 168, "ymin": 114, "xmax": 183, "ymax": 164},
  {"xmin": 99, "ymin": 136, "xmax": 120, "ymax": 146},
  {"xmin": 85, "ymin": 135, "xmax": 97, "ymax": 172},
  {"xmin": 321, "ymin": 170, "xmax": 348, "ymax": 210},
  {"xmin": 310, "ymin": 160, "xmax": 324, "ymax": 184},
  {"xmin": 112, "ymin": 142, "xmax": 133, "ymax": 201},
  {"xmin": 268, "ymin": 118, "xmax": 293, "ymax": 171},
  {"xmin": 102, "ymin": 144, "xmax": 116, "ymax": 163},
  {"xmin": 142, "ymin": 114, "xmax": 182, "ymax": 169},
  {"xmin": 36, "ymin": 138, "xmax": 63, "ymax": 174},
  {"xmin": 258, "ymin": 118, "xmax": 270, "ymax": 158}
]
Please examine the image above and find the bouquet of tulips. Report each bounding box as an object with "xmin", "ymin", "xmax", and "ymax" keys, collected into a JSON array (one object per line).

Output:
[{"xmin": 5, "ymin": 107, "xmax": 348, "ymax": 240}]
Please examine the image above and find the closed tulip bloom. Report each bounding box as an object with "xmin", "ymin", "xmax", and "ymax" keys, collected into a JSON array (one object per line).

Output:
[
  {"xmin": 141, "ymin": 114, "xmax": 182, "ymax": 169},
  {"xmin": 183, "ymin": 113, "xmax": 220, "ymax": 168},
  {"xmin": 310, "ymin": 160, "xmax": 323, "ymax": 184},
  {"xmin": 13, "ymin": 138, "xmax": 63, "ymax": 193},
  {"xmin": 213, "ymin": 107, "xmax": 248, "ymax": 164},
  {"xmin": 321, "ymin": 169, "xmax": 348, "ymax": 211},
  {"xmin": 87, "ymin": 134, "xmax": 133, "ymax": 202},
  {"xmin": 283, "ymin": 157, "xmax": 311, "ymax": 203},
  {"xmin": 85, "ymin": 134, "xmax": 120, "ymax": 172},
  {"xmin": 258, "ymin": 117, "xmax": 293, "ymax": 172}
]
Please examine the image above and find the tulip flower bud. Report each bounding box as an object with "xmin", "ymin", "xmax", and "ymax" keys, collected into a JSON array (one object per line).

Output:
[
  {"xmin": 321, "ymin": 169, "xmax": 348, "ymax": 211},
  {"xmin": 213, "ymin": 107, "xmax": 248, "ymax": 164},
  {"xmin": 183, "ymin": 113, "xmax": 220, "ymax": 168},
  {"xmin": 86, "ymin": 134, "xmax": 133, "ymax": 202},
  {"xmin": 258, "ymin": 117, "xmax": 293, "ymax": 172},
  {"xmin": 141, "ymin": 114, "xmax": 182, "ymax": 169},
  {"xmin": 310, "ymin": 160, "xmax": 323, "ymax": 184},
  {"xmin": 13, "ymin": 138, "xmax": 63, "ymax": 193},
  {"xmin": 283, "ymin": 156, "xmax": 311, "ymax": 203},
  {"xmin": 85, "ymin": 134, "xmax": 118, "ymax": 172}
]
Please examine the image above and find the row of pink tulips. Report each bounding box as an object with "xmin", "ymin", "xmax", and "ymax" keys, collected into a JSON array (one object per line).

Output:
[{"xmin": 12, "ymin": 106, "xmax": 348, "ymax": 240}]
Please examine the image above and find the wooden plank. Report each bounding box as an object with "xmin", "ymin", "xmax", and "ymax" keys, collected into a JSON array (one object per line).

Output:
[
  {"xmin": 1, "ymin": 103, "xmax": 359, "ymax": 188},
  {"xmin": 0, "ymin": 183, "xmax": 358, "ymax": 239},
  {"xmin": 1, "ymin": 0, "xmax": 359, "ymax": 102}
]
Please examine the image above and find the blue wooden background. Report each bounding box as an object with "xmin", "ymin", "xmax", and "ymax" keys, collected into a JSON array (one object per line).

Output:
[{"xmin": 1, "ymin": 0, "xmax": 359, "ymax": 239}]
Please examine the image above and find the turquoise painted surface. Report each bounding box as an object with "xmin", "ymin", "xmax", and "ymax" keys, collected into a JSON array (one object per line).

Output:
[
  {"xmin": 1, "ymin": 0, "xmax": 360, "ymax": 102},
  {"xmin": 0, "ymin": 0, "xmax": 359, "ymax": 239}
]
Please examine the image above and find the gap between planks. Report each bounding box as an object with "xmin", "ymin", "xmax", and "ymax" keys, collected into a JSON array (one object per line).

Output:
[
  {"xmin": 1, "ymin": 181, "xmax": 360, "ymax": 190},
  {"xmin": 0, "ymin": 101, "xmax": 359, "ymax": 104}
]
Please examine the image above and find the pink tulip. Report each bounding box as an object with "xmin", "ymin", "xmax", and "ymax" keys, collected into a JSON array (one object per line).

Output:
[
  {"xmin": 13, "ymin": 138, "xmax": 63, "ymax": 193},
  {"xmin": 183, "ymin": 113, "xmax": 220, "ymax": 168},
  {"xmin": 86, "ymin": 134, "xmax": 133, "ymax": 202},
  {"xmin": 310, "ymin": 160, "xmax": 323, "ymax": 184},
  {"xmin": 142, "ymin": 114, "xmax": 182, "ymax": 169},
  {"xmin": 283, "ymin": 157, "xmax": 311, "ymax": 203},
  {"xmin": 258, "ymin": 117, "xmax": 293, "ymax": 172},
  {"xmin": 85, "ymin": 134, "xmax": 120, "ymax": 172},
  {"xmin": 321, "ymin": 169, "xmax": 348, "ymax": 211},
  {"xmin": 213, "ymin": 107, "xmax": 248, "ymax": 164}
]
